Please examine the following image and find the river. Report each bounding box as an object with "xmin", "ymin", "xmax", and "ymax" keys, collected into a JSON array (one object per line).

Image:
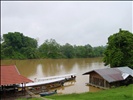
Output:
[{"xmin": 1, "ymin": 57, "xmax": 107, "ymax": 94}]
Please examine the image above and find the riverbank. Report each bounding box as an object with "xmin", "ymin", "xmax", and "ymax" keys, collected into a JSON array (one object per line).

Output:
[{"xmin": 17, "ymin": 84, "xmax": 133, "ymax": 100}]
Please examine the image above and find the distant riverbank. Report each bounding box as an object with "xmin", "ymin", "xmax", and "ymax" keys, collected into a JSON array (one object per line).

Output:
[{"xmin": 1, "ymin": 32, "xmax": 106, "ymax": 60}]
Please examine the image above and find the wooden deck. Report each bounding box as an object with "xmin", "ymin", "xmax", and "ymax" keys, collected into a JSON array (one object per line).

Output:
[{"xmin": 86, "ymin": 83, "xmax": 109, "ymax": 90}]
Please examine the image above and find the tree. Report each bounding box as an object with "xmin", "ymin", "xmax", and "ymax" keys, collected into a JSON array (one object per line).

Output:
[
  {"xmin": 93, "ymin": 46, "xmax": 106, "ymax": 57},
  {"xmin": 38, "ymin": 39, "xmax": 61, "ymax": 58},
  {"xmin": 84, "ymin": 44, "xmax": 93, "ymax": 57},
  {"xmin": 1, "ymin": 32, "xmax": 38, "ymax": 59},
  {"xmin": 61, "ymin": 43, "xmax": 75, "ymax": 58},
  {"xmin": 74, "ymin": 45, "xmax": 86, "ymax": 58},
  {"xmin": 103, "ymin": 29, "xmax": 133, "ymax": 69}
]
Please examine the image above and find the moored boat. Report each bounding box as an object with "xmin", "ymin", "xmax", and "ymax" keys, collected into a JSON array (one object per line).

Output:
[{"xmin": 40, "ymin": 90, "xmax": 57, "ymax": 96}]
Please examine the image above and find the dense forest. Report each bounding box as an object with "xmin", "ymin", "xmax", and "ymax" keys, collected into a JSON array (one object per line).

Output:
[{"xmin": 0, "ymin": 32, "xmax": 106, "ymax": 60}]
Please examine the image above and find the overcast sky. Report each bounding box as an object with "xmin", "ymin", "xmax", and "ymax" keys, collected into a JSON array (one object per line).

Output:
[{"xmin": 1, "ymin": 1, "xmax": 133, "ymax": 47}]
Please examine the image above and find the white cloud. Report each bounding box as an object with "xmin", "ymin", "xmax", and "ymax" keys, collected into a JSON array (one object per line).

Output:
[{"xmin": 1, "ymin": 1, "xmax": 132, "ymax": 46}]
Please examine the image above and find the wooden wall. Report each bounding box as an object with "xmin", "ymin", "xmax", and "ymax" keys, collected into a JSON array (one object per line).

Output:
[{"xmin": 89, "ymin": 71, "xmax": 110, "ymax": 88}]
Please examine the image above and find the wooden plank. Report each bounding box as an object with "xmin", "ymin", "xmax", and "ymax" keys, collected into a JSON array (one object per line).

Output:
[{"xmin": 86, "ymin": 83, "xmax": 109, "ymax": 90}]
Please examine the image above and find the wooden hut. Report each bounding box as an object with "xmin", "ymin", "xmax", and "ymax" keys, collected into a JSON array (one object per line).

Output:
[{"xmin": 83, "ymin": 67, "xmax": 133, "ymax": 89}]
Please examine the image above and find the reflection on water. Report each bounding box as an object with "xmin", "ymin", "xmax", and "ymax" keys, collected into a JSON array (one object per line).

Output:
[
  {"xmin": 36, "ymin": 64, "xmax": 44, "ymax": 78},
  {"xmin": 1, "ymin": 57, "xmax": 107, "ymax": 94}
]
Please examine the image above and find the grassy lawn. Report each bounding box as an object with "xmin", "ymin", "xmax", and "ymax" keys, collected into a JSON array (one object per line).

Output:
[
  {"xmin": 17, "ymin": 84, "xmax": 133, "ymax": 100},
  {"xmin": 46, "ymin": 84, "xmax": 133, "ymax": 100}
]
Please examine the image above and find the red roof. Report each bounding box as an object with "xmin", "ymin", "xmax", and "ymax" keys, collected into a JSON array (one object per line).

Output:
[{"xmin": 0, "ymin": 65, "xmax": 33, "ymax": 86}]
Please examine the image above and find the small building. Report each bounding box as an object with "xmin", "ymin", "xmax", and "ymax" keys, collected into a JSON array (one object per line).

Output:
[
  {"xmin": 0, "ymin": 65, "xmax": 33, "ymax": 98},
  {"xmin": 83, "ymin": 67, "xmax": 133, "ymax": 89}
]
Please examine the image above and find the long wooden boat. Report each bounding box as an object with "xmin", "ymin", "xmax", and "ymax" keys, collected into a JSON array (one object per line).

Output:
[
  {"xmin": 19, "ymin": 73, "xmax": 76, "ymax": 87},
  {"xmin": 19, "ymin": 78, "xmax": 65, "ymax": 87},
  {"xmin": 36, "ymin": 73, "xmax": 76, "ymax": 82},
  {"xmin": 40, "ymin": 90, "xmax": 57, "ymax": 96}
]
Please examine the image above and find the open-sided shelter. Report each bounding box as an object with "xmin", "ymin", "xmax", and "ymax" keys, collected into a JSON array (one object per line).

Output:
[{"xmin": 0, "ymin": 65, "xmax": 33, "ymax": 97}]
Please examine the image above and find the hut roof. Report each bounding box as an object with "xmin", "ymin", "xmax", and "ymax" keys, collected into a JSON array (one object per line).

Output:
[
  {"xmin": 117, "ymin": 67, "xmax": 133, "ymax": 77},
  {"xmin": 83, "ymin": 67, "xmax": 133, "ymax": 83},
  {"xmin": 0, "ymin": 65, "xmax": 33, "ymax": 86}
]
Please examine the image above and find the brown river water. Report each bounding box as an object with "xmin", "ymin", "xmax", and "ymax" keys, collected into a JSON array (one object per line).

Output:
[{"xmin": 1, "ymin": 57, "xmax": 107, "ymax": 94}]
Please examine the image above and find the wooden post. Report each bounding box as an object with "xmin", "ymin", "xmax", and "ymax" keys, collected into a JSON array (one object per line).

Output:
[
  {"xmin": 3, "ymin": 86, "xmax": 6, "ymax": 99},
  {"xmin": 24, "ymin": 83, "xmax": 26, "ymax": 95},
  {"xmin": 104, "ymin": 80, "xmax": 106, "ymax": 88},
  {"xmin": 89, "ymin": 75, "xmax": 90, "ymax": 83},
  {"xmin": 22, "ymin": 83, "xmax": 24, "ymax": 95}
]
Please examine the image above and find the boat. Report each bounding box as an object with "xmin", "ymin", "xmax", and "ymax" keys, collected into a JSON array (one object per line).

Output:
[
  {"xmin": 19, "ymin": 78, "xmax": 65, "ymax": 88},
  {"xmin": 36, "ymin": 73, "xmax": 76, "ymax": 82},
  {"xmin": 64, "ymin": 75, "xmax": 76, "ymax": 82},
  {"xmin": 40, "ymin": 90, "xmax": 57, "ymax": 96},
  {"xmin": 19, "ymin": 73, "xmax": 76, "ymax": 87}
]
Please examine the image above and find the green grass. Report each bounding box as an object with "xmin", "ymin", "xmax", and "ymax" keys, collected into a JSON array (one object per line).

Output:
[
  {"xmin": 46, "ymin": 84, "xmax": 133, "ymax": 100},
  {"xmin": 17, "ymin": 84, "xmax": 133, "ymax": 100},
  {"xmin": 17, "ymin": 98, "xmax": 43, "ymax": 100}
]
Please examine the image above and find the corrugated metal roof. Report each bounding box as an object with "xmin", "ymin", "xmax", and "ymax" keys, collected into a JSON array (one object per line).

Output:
[
  {"xmin": 117, "ymin": 67, "xmax": 133, "ymax": 77},
  {"xmin": 95, "ymin": 68, "xmax": 123, "ymax": 83},
  {"xmin": 0, "ymin": 65, "xmax": 33, "ymax": 86},
  {"xmin": 83, "ymin": 66, "xmax": 133, "ymax": 83}
]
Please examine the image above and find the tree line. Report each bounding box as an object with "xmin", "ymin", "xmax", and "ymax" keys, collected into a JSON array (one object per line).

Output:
[{"xmin": 1, "ymin": 32, "xmax": 106, "ymax": 60}]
